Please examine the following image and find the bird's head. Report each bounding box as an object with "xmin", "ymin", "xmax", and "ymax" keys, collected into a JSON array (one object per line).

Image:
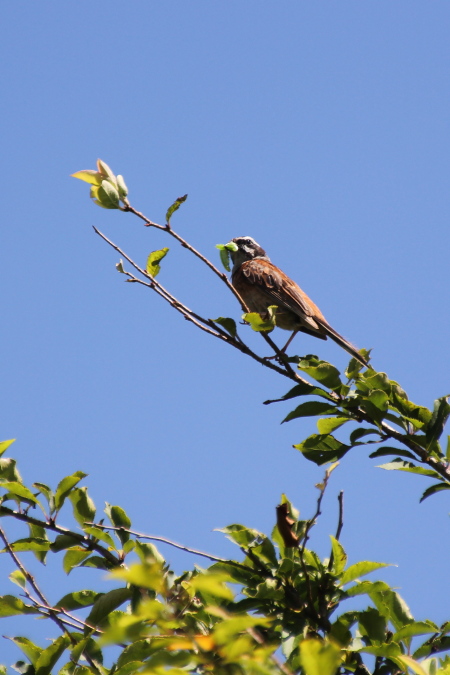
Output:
[{"xmin": 225, "ymin": 236, "xmax": 269, "ymax": 269}]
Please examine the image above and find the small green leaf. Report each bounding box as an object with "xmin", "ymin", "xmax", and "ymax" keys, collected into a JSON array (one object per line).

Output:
[
  {"xmin": 419, "ymin": 482, "xmax": 450, "ymax": 503},
  {"xmin": 6, "ymin": 637, "xmax": 42, "ymax": 666},
  {"xmin": 299, "ymin": 638, "xmax": 342, "ymax": 675},
  {"xmin": 98, "ymin": 179, "xmax": 120, "ymax": 208},
  {"xmin": 83, "ymin": 526, "xmax": 116, "ymax": 549},
  {"xmin": 0, "ymin": 457, "xmax": 22, "ymax": 482},
  {"xmin": 9, "ymin": 570, "xmax": 27, "ymax": 589},
  {"xmin": 109, "ymin": 562, "xmax": 164, "ymax": 592},
  {"xmin": 105, "ymin": 504, "xmax": 131, "ymax": 545},
  {"xmin": 34, "ymin": 634, "xmax": 71, "ymax": 675},
  {"xmin": 211, "ymin": 317, "xmax": 237, "ymax": 337},
  {"xmin": 0, "ymin": 595, "xmax": 39, "ymax": 616},
  {"xmin": 426, "ymin": 395, "xmax": 450, "ymax": 443},
  {"xmin": 349, "ymin": 428, "xmax": 382, "ymax": 444},
  {"xmin": 71, "ymin": 170, "xmax": 103, "ymax": 186},
  {"xmin": 242, "ymin": 307, "xmax": 277, "ymax": 332},
  {"xmin": 283, "ymin": 401, "xmax": 337, "ymax": 423},
  {"xmin": 393, "ymin": 621, "xmax": 438, "ymax": 642},
  {"xmin": 146, "ymin": 248, "xmax": 169, "ymax": 278},
  {"xmin": 51, "ymin": 534, "xmax": 81, "ymax": 552},
  {"xmin": 78, "ymin": 555, "xmax": 115, "ymax": 571},
  {"xmin": 341, "ymin": 561, "xmax": 391, "ymax": 585},
  {"xmin": 377, "ymin": 460, "xmax": 442, "ymax": 479},
  {"xmin": 69, "ymin": 487, "xmax": 96, "ymax": 526},
  {"xmin": 0, "ymin": 439, "xmax": 15, "ymax": 458},
  {"xmin": 3, "ymin": 538, "xmax": 50, "ymax": 553},
  {"xmin": 54, "ymin": 471, "xmax": 87, "ymax": 511},
  {"xmin": 317, "ymin": 417, "xmax": 349, "ymax": 434},
  {"xmin": 116, "ymin": 174, "xmax": 128, "ymax": 198},
  {"xmin": 188, "ymin": 572, "xmax": 234, "ymax": 601},
  {"xmin": 369, "ymin": 446, "xmax": 417, "ymax": 461},
  {"xmin": 330, "ymin": 536, "xmax": 347, "ymax": 575},
  {"xmin": 55, "ymin": 590, "xmax": 100, "ymax": 611},
  {"xmin": 0, "ymin": 481, "xmax": 40, "ymax": 505},
  {"xmin": 63, "ymin": 549, "xmax": 91, "ymax": 574},
  {"xmin": 294, "ymin": 434, "xmax": 351, "ymax": 465},
  {"xmin": 166, "ymin": 194, "xmax": 187, "ymax": 224},
  {"xmin": 297, "ymin": 356, "xmax": 342, "ymax": 390}
]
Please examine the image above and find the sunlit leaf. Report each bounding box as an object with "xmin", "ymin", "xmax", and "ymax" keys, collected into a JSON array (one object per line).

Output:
[
  {"xmin": 71, "ymin": 170, "xmax": 103, "ymax": 186},
  {"xmin": 86, "ymin": 588, "xmax": 132, "ymax": 628},
  {"xmin": 166, "ymin": 194, "xmax": 187, "ymax": 224},
  {"xmin": 299, "ymin": 638, "xmax": 342, "ymax": 675},
  {"xmin": 54, "ymin": 471, "xmax": 87, "ymax": 511},
  {"xmin": 317, "ymin": 416, "xmax": 349, "ymax": 434},
  {"xmin": 242, "ymin": 307, "xmax": 277, "ymax": 332},
  {"xmin": 109, "ymin": 562, "xmax": 165, "ymax": 592},
  {"xmin": 0, "ymin": 439, "xmax": 15, "ymax": 458},
  {"xmin": 294, "ymin": 434, "xmax": 351, "ymax": 465},
  {"xmin": 6, "ymin": 637, "xmax": 41, "ymax": 666},
  {"xmin": 0, "ymin": 481, "xmax": 40, "ymax": 505},
  {"xmin": 0, "ymin": 595, "xmax": 39, "ymax": 616},
  {"xmin": 34, "ymin": 634, "xmax": 71, "ymax": 675},
  {"xmin": 329, "ymin": 536, "xmax": 347, "ymax": 575},
  {"xmin": 69, "ymin": 487, "xmax": 96, "ymax": 525},
  {"xmin": 9, "ymin": 570, "xmax": 26, "ymax": 589},
  {"xmin": 297, "ymin": 356, "xmax": 342, "ymax": 390},
  {"xmin": 341, "ymin": 561, "xmax": 391, "ymax": 585},
  {"xmin": 146, "ymin": 248, "xmax": 169, "ymax": 278}
]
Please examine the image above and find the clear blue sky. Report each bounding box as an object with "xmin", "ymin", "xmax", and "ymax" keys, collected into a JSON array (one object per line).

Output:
[{"xmin": 1, "ymin": 2, "xmax": 450, "ymax": 667}]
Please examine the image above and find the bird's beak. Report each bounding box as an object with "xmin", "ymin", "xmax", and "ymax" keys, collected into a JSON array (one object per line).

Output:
[{"xmin": 224, "ymin": 241, "xmax": 239, "ymax": 252}]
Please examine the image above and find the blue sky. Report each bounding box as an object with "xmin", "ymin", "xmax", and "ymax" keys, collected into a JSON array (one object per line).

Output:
[{"xmin": 1, "ymin": 2, "xmax": 450, "ymax": 667}]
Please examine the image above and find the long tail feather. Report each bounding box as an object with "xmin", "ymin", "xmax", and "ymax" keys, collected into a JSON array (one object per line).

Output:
[{"xmin": 318, "ymin": 320, "xmax": 369, "ymax": 367}]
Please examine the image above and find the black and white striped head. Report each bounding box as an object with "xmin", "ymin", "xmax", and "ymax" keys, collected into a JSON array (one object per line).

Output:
[{"xmin": 227, "ymin": 236, "xmax": 269, "ymax": 269}]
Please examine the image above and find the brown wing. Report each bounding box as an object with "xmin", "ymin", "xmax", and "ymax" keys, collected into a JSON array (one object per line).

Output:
[{"xmin": 238, "ymin": 259, "xmax": 327, "ymax": 328}]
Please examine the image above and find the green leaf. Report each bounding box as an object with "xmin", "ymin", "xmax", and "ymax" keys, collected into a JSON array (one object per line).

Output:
[
  {"xmin": 357, "ymin": 607, "xmax": 387, "ymax": 643},
  {"xmin": 349, "ymin": 428, "xmax": 382, "ymax": 444},
  {"xmin": 393, "ymin": 621, "xmax": 438, "ymax": 642},
  {"xmin": 0, "ymin": 595, "xmax": 39, "ymax": 616},
  {"xmin": 85, "ymin": 588, "xmax": 133, "ymax": 628},
  {"xmin": 211, "ymin": 317, "xmax": 237, "ymax": 337},
  {"xmin": 51, "ymin": 534, "xmax": 81, "ymax": 553},
  {"xmin": 166, "ymin": 194, "xmax": 188, "ymax": 224},
  {"xmin": 426, "ymin": 396, "xmax": 450, "ymax": 443},
  {"xmin": 105, "ymin": 504, "xmax": 132, "ymax": 545},
  {"xmin": 91, "ymin": 181, "xmax": 120, "ymax": 209},
  {"xmin": 29, "ymin": 526, "xmax": 49, "ymax": 564},
  {"xmin": 215, "ymin": 245, "xmax": 233, "ymax": 271},
  {"xmin": 283, "ymin": 401, "xmax": 337, "ymax": 423},
  {"xmin": 0, "ymin": 439, "xmax": 15, "ymax": 457},
  {"xmin": 71, "ymin": 170, "xmax": 103, "ymax": 186},
  {"xmin": 146, "ymin": 247, "xmax": 169, "ymax": 278},
  {"xmin": 63, "ymin": 549, "xmax": 91, "ymax": 574},
  {"xmin": 419, "ymin": 482, "xmax": 450, "ymax": 503},
  {"xmin": 294, "ymin": 434, "xmax": 351, "ymax": 465},
  {"xmin": 345, "ymin": 580, "xmax": 391, "ymax": 597},
  {"xmin": 83, "ymin": 526, "xmax": 116, "ymax": 549},
  {"xmin": 188, "ymin": 572, "xmax": 234, "ymax": 601},
  {"xmin": 317, "ymin": 417, "xmax": 349, "ymax": 434},
  {"xmin": 369, "ymin": 588, "xmax": 413, "ymax": 632},
  {"xmin": 329, "ymin": 536, "xmax": 347, "ymax": 575},
  {"xmin": 264, "ymin": 381, "xmax": 334, "ymax": 404},
  {"xmin": 3, "ymin": 538, "xmax": 50, "ymax": 553},
  {"xmin": 297, "ymin": 356, "xmax": 342, "ymax": 390},
  {"xmin": 78, "ymin": 555, "xmax": 115, "ymax": 571},
  {"xmin": 69, "ymin": 487, "xmax": 96, "ymax": 525},
  {"xmin": 299, "ymin": 638, "xmax": 342, "ymax": 675},
  {"xmin": 109, "ymin": 562, "xmax": 164, "ymax": 592},
  {"xmin": 134, "ymin": 540, "xmax": 165, "ymax": 565},
  {"xmin": 116, "ymin": 174, "xmax": 128, "ymax": 199},
  {"xmin": 32, "ymin": 482, "xmax": 53, "ymax": 505},
  {"xmin": 0, "ymin": 481, "xmax": 40, "ymax": 505},
  {"xmin": 35, "ymin": 634, "xmax": 71, "ymax": 675},
  {"xmin": 377, "ymin": 460, "xmax": 442, "ymax": 479},
  {"xmin": 0, "ymin": 457, "xmax": 22, "ymax": 481},
  {"xmin": 9, "ymin": 570, "xmax": 27, "ymax": 589},
  {"xmin": 54, "ymin": 471, "xmax": 87, "ymax": 511},
  {"xmin": 242, "ymin": 307, "xmax": 277, "ymax": 332},
  {"xmin": 219, "ymin": 524, "xmax": 264, "ymax": 547},
  {"xmin": 55, "ymin": 590, "xmax": 100, "ymax": 611},
  {"xmin": 369, "ymin": 446, "xmax": 417, "ymax": 461},
  {"xmin": 341, "ymin": 561, "xmax": 391, "ymax": 585},
  {"xmin": 6, "ymin": 637, "xmax": 42, "ymax": 666}
]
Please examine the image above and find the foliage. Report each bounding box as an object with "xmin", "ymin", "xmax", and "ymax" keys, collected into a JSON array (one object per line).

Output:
[{"xmin": 1, "ymin": 160, "xmax": 448, "ymax": 673}]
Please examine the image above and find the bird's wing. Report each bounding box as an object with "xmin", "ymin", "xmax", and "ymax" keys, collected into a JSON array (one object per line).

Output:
[{"xmin": 240, "ymin": 259, "xmax": 326, "ymax": 329}]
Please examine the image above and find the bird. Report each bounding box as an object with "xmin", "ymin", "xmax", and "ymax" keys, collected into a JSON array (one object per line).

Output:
[{"xmin": 226, "ymin": 236, "xmax": 368, "ymax": 367}]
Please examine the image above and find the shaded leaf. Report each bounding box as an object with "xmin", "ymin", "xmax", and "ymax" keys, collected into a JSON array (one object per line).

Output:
[
  {"xmin": 0, "ymin": 595, "xmax": 39, "ymax": 616},
  {"xmin": 106, "ymin": 504, "xmax": 132, "ymax": 545},
  {"xmin": 283, "ymin": 401, "xmax": 337, "ymax": 423},
  {"xmin": 166, "ymin": 194, "xmax": 187, "ymax": 224},
  {"xmin": 264, "ymin": 381, "xmax": 334, "ymax": 404},
  {"xmin": 297, "ymin": 356, "xmax": 342, "ymax": 390},
  {"xmin": 426, "ymin": 396, "xmax": 450, "ymax": 443},
  {"xmin": 211, "ymin": 317, "xmax": 237, "ymax": 338},
  {"xmin": 294, "ymin": 434, "xmax": 351, "ymax": 465},
  {"xmin": 83, "ymin": 526, "xmax": 116, "ymax": 549},
  {"xmin": 329, "ymin": 536, "xmax": 347, "ymax": 575},
  {"xmin": 55, "ymin": 590, "xmax": 100, "ymax": 611},
  {"xmin": 86, "ymin": 588, "xmax": 133, "ymax": 628},
  {"xmin": 369, "ymin": 446, "xmax": 417, "ymax": 461},
  {"xmin": 54, "ymin": 471, "xmax": 87, "ymax": 511},
  {"xmin": 63, "ymin": 549, "xmax": 91, "ymax": 574},
  {"xmin": 419, "ymin": 482, "xmax": 450, "ymax": 503},
  {"xmin": 349, "ymin": 428, "xmax": 382, "ymax": 444},
  {"xmin": 69, "ymin": 487, "xmax": 96, "ymax": 526},
  {"xmin": 35, "ymin": 634, "xmax": 71, "ymax": 675},
  {"xmin": 0, "ymin": 481, "xmax": 40, "ymax": 505},
  {"xmin": 6, "ymin": 637, "xmax": 41, "ymax": 666}
]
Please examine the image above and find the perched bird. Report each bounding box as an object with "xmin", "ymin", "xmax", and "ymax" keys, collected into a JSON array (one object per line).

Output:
[{"xmin": 227, "ymin": 236, "xmax": 368, "ymax": 367}]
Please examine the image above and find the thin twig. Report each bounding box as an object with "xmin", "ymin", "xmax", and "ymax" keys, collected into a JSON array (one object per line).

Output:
[
  {"xmin": 0, "ymin": 524, "xmax": 102, "ymax": 674},
  {"xmin": 84, "ymin": 523, "xmax": 257, "ymax": 574},
  {"xmin": 0, "ymin": 505, "xmax": 120, "ymax": 567},
  {"xmin": 335, "ymin": 491, "xmax": 344, "ymax": 542}
]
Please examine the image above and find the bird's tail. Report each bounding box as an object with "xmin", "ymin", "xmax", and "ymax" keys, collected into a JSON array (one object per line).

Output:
[{"xmin": 319, "ymin": 320, "xmax": 369, "ymax": 368}]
